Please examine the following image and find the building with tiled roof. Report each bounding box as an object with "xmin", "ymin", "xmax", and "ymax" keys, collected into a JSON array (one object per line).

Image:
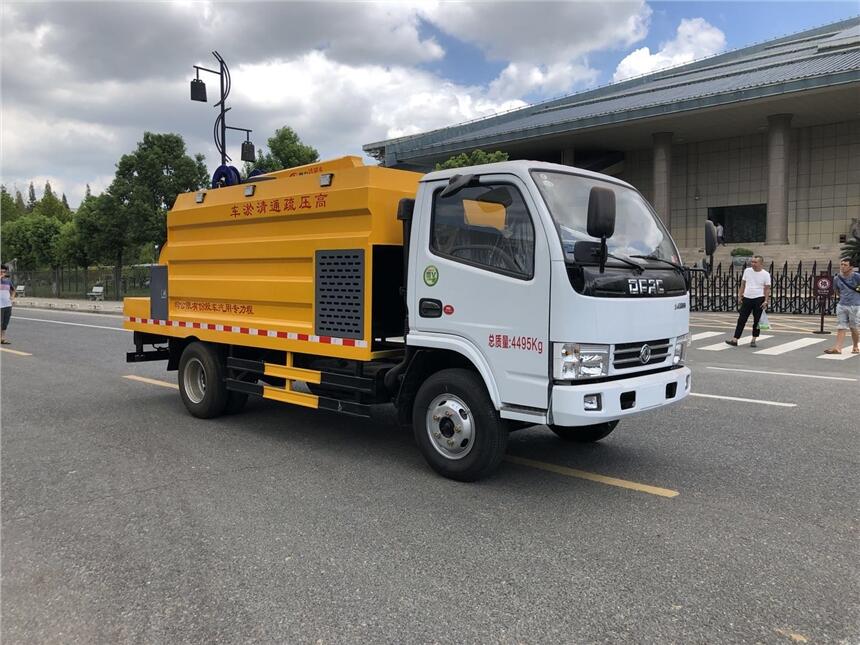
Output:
[{"xmin": 364, "ymin": 18, "xmax": 860, "ymax": 257}]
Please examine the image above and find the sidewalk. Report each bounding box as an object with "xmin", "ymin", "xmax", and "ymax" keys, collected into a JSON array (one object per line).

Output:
[{"xmin": 14, "ymin": 297, "xmax": 123, "ymax": 315}]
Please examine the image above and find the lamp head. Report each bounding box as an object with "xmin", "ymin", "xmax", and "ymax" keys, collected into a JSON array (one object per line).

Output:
[
  {"xmin": 190, "ymin": 78, "xmax": 207, "ymax": 102},
  {"xmin": 241, "ymin": 140, "xmax": 256, "ymax": 163}
]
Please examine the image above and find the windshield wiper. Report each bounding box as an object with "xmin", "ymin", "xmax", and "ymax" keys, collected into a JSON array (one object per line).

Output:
[
  {"xmin": 607, "ymin": 253, "xmax": 645, "ymax": 273},
  {"xmin": 630, "ymin": 254, "xmax": 685, "ymax": 271}
]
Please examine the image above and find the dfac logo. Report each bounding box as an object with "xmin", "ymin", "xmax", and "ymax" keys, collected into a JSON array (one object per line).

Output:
[
  {"xmin": 639, "ymin": 344, "xmax": 652, "ymax": 364},
  {"xmin": 628, "ymin": 278, "xmax": 665, "ymax": 295}
]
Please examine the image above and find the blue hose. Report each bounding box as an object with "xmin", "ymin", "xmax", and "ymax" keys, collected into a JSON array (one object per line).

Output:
[{"xmin": 212, "ymin": 164, "xmax": 241, "ymax": 187}]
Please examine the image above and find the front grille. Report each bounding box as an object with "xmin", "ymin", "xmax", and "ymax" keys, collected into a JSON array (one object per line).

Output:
[{"xmin": 613, "ymin": 338, "xmax": 670, "ymax": 369}]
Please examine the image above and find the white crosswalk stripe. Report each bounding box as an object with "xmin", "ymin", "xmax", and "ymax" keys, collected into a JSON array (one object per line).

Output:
[
  {"xmin": 817, "ymin": 351, "xmax": 859, "ymax": 360},
  {"xmin": 754, "ymin": 337, "xmax": 827, "ymax": 355},
  {"xmin": 691, "ymin": 327, "xmax": 858, "ymax": 361},
  {"xmin": 691, "ymin": 331, "xmax": 723, "ymax": 342},
  {"xmin": 698, "ymin": 335, "xmax": 773, "ymax": 351}
]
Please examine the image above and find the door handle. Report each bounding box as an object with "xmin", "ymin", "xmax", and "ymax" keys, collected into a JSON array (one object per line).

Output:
[{"xmin": 419, "ymin": 298, "xmax": 443, "ymax": 318}]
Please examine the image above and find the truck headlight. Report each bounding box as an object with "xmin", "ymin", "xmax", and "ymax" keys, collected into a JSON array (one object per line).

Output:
[
  {"xmin": 672, "ymin": 333, "xmax": 690, "ymax": 365},
  {"xmin": 554, "ymin": 343, "xmax": 610, "ymax": 380}
]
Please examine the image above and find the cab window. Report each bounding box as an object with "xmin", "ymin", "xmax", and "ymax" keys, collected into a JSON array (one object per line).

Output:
[{"xmin": 430, "ymin": 183, "xmax": 534, "ymax": 279}]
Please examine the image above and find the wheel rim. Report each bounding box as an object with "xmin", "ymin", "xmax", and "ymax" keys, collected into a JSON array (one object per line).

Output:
[
  {"xmin": 184, "ymin": 357, "xmax": 207, "ymax": 404},
  {"xmin": 425, "ymin": 394, "xmax": 474, "ymax": 460}
]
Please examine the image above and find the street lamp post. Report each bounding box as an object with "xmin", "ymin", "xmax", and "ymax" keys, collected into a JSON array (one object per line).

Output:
[{"xmin": 190, "ymin": 51, "xmax": 256, "ymax": 185}]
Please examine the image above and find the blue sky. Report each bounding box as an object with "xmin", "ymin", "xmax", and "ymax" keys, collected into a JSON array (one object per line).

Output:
[
  {"xmin": 423, "ymin": 2, "xmax": 858, "ymax": 92},
  {"xmin": 2, "ymin": 1, "xmax": 857, "ymax": 207}
]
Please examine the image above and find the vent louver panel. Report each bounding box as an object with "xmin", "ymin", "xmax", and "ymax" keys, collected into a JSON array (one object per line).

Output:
[{"xmin": 315, "ymin": 250, "xmax": 365, "ymax": 339}]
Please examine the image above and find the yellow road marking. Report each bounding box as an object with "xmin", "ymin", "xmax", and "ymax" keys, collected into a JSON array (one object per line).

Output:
[
  {"xmin": 505, "ymin": 456, "xmax": 679, "ymax": 498},
  {"xmin": 123, "ymin": 375, "xmax": 179, "ymax": 390},
  {"xmin": 119, "ymin": 375, "xmax": 683, "ymax": 496},
  {"xmin": 122, "ymin": 375, "xmax": 679, "ymax": 497},
  {"xmin": 0, "ymin": 347, "xmax": 32, "ymax": 356}
]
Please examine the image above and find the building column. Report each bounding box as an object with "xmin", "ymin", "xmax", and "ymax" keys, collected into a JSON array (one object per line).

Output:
[
  {"xmin": 766, "ymin": 114, "xmax": 792, "ymax": 244},
  {"xmin": 560, "ymin": 148, "xmax": 575, "ymax": 167},
  {"xmin": 652, "ymin": 132, "xmax": 673, "ymax": 230}
]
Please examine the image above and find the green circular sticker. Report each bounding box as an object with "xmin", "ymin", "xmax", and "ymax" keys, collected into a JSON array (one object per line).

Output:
[{"xmin": 423, "ymin": 265, "xmax": 439, "ymax": 287}]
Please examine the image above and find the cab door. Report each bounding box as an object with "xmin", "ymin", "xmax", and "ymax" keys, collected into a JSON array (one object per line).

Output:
[{"xmin": 410, "ymin": 174, "xmax": 551, "ymax": 410}]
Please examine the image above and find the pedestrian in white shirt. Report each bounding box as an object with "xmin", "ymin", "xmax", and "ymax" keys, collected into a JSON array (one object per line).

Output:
[{"xmin": 725, "ymin": 255, "xmax": 771, "ymax": 348}]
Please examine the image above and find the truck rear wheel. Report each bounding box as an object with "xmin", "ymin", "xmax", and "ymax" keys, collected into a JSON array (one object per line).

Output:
[
  {"xmin": 412, "ymin": 369, "xmax": 508, "ymax": 482},
  {"xmin": 178, "ymin": 342, "xmax": 228, "ymax": 419},
  {"xmin": 550, "ymin": 421, "xmax": 618, "ymax": 443}
]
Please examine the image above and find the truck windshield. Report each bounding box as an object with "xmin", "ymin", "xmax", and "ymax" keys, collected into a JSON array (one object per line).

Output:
[{"xmin": 530, "ymin": 170, "xmax": 679, "ymax": 264}]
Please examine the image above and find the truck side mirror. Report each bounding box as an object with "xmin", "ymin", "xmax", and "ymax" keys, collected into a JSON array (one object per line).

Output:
[
  {"xmin": 397, "ymin": 198, "xmax": 414, "ymax": 222},
  {"xmin": 704, "ymin": 220, "xmax": 717, "ymax": 256},
  {"xmin": 440, "ymin": 174, "xmax": 477, "ymax": 199},
  {"xmin": 587, "ymin": 187, "xmax": 616, "ymax": 239}
]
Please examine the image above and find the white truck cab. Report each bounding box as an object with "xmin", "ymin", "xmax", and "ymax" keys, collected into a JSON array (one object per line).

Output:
[{"xmin": 403, "ymin": 161, "xmax": 694, "ymax": 473}]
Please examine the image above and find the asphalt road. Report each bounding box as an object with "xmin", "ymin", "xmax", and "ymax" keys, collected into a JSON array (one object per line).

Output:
[{"xmin": 2, "ymin": 309, "xmax": 857, "ymax": 644}]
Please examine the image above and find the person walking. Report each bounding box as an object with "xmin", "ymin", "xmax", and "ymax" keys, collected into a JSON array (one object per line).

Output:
[
  {"xmin": 823, "ymin": 257, "xmax": 860, "ymax": 354},
  {"xmin": 716, "ymin": 222, "xmax": 725, "ymax": 246},
  {"xmin": 726, "ymin": 255, "xmax": 771, "ymax": 347},
  {"xmin": 0, "ymin": 264, "xmax": 15, "ymax": 345}
]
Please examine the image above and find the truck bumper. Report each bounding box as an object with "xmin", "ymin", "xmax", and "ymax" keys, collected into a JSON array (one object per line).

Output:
[{"xmin": 550, "ymin": 366, "xmax": 691, "ymax": 427}]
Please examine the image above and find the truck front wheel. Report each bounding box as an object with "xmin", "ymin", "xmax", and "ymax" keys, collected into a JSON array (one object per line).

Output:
[
  {"xmin": 412, "ymin": 369, "xmax": 508, "ymax": 482},
  {"xmin": 550, "ymin": 421, "xmax": 618, "ymax": 443},
  {"xmin": 178, "ymin": 342, "xmax": 228, "ymax": 419}
]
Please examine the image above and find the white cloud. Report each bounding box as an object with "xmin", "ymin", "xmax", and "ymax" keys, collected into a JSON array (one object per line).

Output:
[
  {"xmin": 0, "ymin": 2, "xmax": 667, "ymax": 208},
  {"xmin": 1, "ymin": 107, "xmax": 124, "ymax": 205},
  {"xmin": 1, "ymin": 2, "xmax": 450, "ymax": 207},
  {"xmin": 488, "ymin": 62, "xmax": 600, "ymax": 101},
  {"xmin": 233, "ymin": 53, "xmax": 526, "ymax": 155},
  {"xmin": 613, "ymin": 17, "xmax": 726, "ymax": 82},
  {"xmin": 423, "ymin": 2, "xmax": 649, "ymax": 64},
  {"xmin": 423, "ymin": 1, "xmax": 650, "ymax": 98}
]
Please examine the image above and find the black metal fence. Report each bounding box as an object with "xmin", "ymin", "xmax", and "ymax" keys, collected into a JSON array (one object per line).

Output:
[
  {"xmin": 11, "ymin": 265, "xmax": 152, "ymax": 300},
  {"xmin": 690, "ymin": 260, "xmax": 835, "ymax": 315}
]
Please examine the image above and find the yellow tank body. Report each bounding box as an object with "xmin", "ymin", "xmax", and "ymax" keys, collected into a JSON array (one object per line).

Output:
[{"xmin": 123, "ymin": 157, "xmax": 421, "ymax": 361}]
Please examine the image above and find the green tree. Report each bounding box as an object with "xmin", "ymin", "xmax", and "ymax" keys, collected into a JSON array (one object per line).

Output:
[
  {"xmin": 33, "ymin": 181, "xmax": 71, "ymax": 222},
  {"xmin": 435, "ymin": 149, "xmax": 509, "ymax": 170},
  {"xmin": 55, "ymin": 214, "xmax": 95, "ymax": 295},
  {"xmin": 85, "ymin": 132, "xmax": 208, "ymax": 298},
  {"xmin": 26, "ymin": 182, "xmax": 37, "ymax": 211},
  {"xmin": 243, "ymin": 126, "xmax": 319, "ymax": 176},
  {"xmin": 0, "ymin": 214, "xmax": 61, "ymax": 276},
  {"xmin": 841, "ymin": 238, "xmax": 860, "ymax": 266},
  {"xmin": 14, "ymin": 190, "xmax": 26, "ymax": 213},
  {"xmin": 1, "ymin": 185, "xmax": 25, "ymax": 223},
  {"xmin": 62, "ymin": 193, "xmax": 70, "ymax": 210}
]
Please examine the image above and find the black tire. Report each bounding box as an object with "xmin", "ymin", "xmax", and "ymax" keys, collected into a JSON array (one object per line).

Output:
[
  {"xmin": 550, "ymin": 420, "xmax": 618, "ymax": 443},
  {"xmin": 412, "ymin": 368, "xmax": 508, "ymax": 482},
  {"xmin": 177, "ymin": 342, "xmax": 228, "ymax": 419}
]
